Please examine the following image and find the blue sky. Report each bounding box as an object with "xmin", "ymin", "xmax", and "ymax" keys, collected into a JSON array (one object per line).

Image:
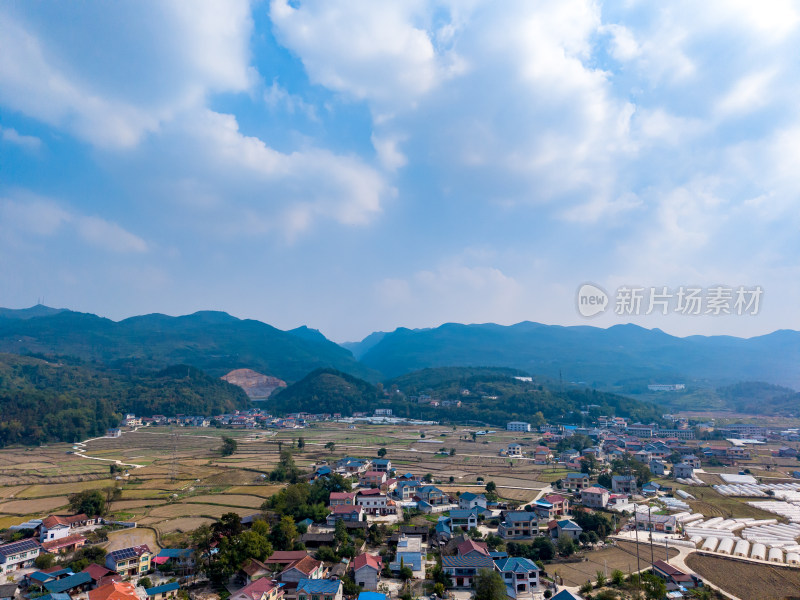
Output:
[{"xmin": 2, "ymin": 0, "xmax": 800, "ymax": 342}]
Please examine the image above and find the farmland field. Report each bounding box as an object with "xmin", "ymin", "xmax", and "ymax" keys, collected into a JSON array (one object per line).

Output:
[
  {"xmin": 553, "ymin": 541, "xmax": 678, "ymax": 587},
  {"xmin": 0, "ymin": 421, "xmax": 787, "ymax": 543},
  {"xmin": 686, "ymin": 553, "xmax": 800, "ymax": 600},
  {"xmin": 0, "ymin": 496, "xmax": 69, "ymax": 514}
]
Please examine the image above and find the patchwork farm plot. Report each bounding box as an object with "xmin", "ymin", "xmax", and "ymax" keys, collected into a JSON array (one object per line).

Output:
[{"xmin": 0, "ymin": 423, "xmax": 562, "ymax": 538}]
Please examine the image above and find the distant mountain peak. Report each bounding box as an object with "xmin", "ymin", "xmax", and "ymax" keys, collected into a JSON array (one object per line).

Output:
[{"xmin": 0, "ymin": 304, "xmax": 67, "ymax": 320}]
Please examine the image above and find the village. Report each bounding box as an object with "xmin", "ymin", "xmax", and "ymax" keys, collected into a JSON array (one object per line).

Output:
[{"xmin": 2, "ymin": 411, "xmax": 800, "ymax": 600}]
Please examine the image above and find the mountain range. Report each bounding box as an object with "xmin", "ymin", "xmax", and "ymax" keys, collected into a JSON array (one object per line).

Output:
[{"xmin": 1, "ymin": 305, "xmax": 799, "ymax": 390}]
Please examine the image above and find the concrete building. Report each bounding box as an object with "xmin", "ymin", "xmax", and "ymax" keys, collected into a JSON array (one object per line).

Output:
[{"xmin": 507, "ymin": 422, "xmax": 531, "ymax": 432}]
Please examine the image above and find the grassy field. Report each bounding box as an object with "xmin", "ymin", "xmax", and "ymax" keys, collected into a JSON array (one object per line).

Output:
[{"xmin": 686, "ymin": 553, "xmax": 800, "ymax": 600}]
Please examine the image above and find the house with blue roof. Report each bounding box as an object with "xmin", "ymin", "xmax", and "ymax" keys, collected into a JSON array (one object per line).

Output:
[
  {"xmin": 144, "ymin": 582, "xmax": 180, "ymax": 600},
  {"xmin": 495, "ymin": 557, "xmax": 540, "ymax": 598},
  {"xmin": 563, "ymin": 473, "xmax": 591, "ymax": 490},
  {"xmin": 458, "ymin": 492, "xmax": 487, "ymax": 511},
  {"xmin": 357, "ymin": 593, "xmax": 385, "ymax": 600},
  {"xmin": 434, "ymin": 516, "xmax": 452, "ymax": 543},
  {"xmin": 441, "ymin": 554, "xmax": 495, "ymax": 588},
  {"xmin": 498, "ymin": 511, "xmax": 538, "ymax": 539},
  {"xmin": 296, "ymin": 579, "xmax": 342, "ymax": 600},
  {"xmin": 34, "ymin": 594, "xmax": 71, "ymax": 600},
  {"xmin": 371, "ymin": 458, "xmax": 391, "ymax": 472},
  {"xmin": 416, "ymin": 485, "xmax": 449, "ymax": 506},
  {"xmin": 550, "ymin": 519, "xmax": 582, "ymax": 541},
  {"xmin": 393, "ymin": 480, "xmax": 421, "ymax": 501},
  {"xmin": 448, "ymin": 508, "xmax": 479, "ymax": 531},
  {"xmin": 44, "ymin": 572, "xmax": 93, "ymax": 595},
  {"xmin": 388, "ymin": 535, "xmax": 424, "ymax": 577},
  {"xmin": 550, "ymin": 590, "xmax": 583, "ymax": 600}
]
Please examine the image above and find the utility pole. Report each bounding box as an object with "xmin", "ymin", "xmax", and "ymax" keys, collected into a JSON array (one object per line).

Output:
[{"xmin": 648, "ymin": 504, "xmax": 655, "ymax": 567}]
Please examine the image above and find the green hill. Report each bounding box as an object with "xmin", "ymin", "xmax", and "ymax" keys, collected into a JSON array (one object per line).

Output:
[
  {"xmin": 358, "ymin": 322, "xmax": 800, "ymax": 388},
  {"xmin": 0, "ymin": 354, "xmax": 249, "ymax": 447},
  {"xmin": 0, "ymin": 307, "xmax": 378, "ymax": 382},
  {"xmin": 269, "ymin": 366, "xmax": 663, "ymax": 426},
  {"xmin": 269, "ymin": 368, "xmax": 381, "ymax": 415}
]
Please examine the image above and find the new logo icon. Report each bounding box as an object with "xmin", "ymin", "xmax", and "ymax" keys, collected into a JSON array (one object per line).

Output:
[{"xmin": 576, "ymin": 283, "xmax": 609, "ymax": 317}]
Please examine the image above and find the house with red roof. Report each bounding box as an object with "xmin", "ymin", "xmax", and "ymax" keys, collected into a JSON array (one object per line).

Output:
[
  {"xmin": 231, "ymin": 578, "xmax": 284, "ymax": 600},
  {"xmin": 326, "ymin": 505, "xmax": 363, "ymax": 525},
  {"xmin": 329, "ymin": 492, "xmax": 357, "ymax": 506},
  {"xmin": 352, "ymin": 553, "xmax": 382, "ymax": 590}
]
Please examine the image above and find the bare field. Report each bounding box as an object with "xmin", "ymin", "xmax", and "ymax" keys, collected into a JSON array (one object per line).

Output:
[
  {"xmin": 0, "ymin": 496, "xmax": 69, "ymax": 514},
  {"xmin": 19, "ymin": 480, "xmax": 113, "ymax": 498},
  {"xmin": 147, "ymin": 502, "xmax": 255, "ymax": 520},
  {"xmin": 553, "ymin": 542, "xmax": 678, "ymax": 587},
  {"xmin": 225, "ymin": 485, "xmax": 284, "ymax": 497},
  {"xmin": 686, "ymin": 553, "xmax": 800, "ymax": 600},
  {"xmin": 153, "ymin": 517, "xmax": 216, "ymax": 534},
  {"xmin": 105, "ymin": 527, "xmax": 160, "ymax": 552},
  {"xmin": 184, "ymin": 494, "xmax": 265, "ymax": 508},
  {"xmin": 111, "ymin": 499, "xmax": 169, "ymax": 511}
]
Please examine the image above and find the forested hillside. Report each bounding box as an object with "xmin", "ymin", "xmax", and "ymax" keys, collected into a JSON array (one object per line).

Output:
[
  {"xmin": 268, "ymin": 366, "xmax": 664, "ymax": 426},
  {"xmin": 0, "ymin": 355, "xmax": 250, "ymax": 446}
]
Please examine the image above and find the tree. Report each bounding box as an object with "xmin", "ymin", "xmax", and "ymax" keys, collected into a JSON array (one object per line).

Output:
[
  {"xmin": 611, "ymin": 569, "xmax": 625, "ymax": 586},
  {"xmin": 450, "ymin": 448, "xmax": 456, "ymax": 456},
  {"xmin": 475, "ymin": 569, "xmax": 507, "ymax": 600},
  {"xmin": 641, "ymin": 573, "xmax": 667, "ymax": 600},
  {"xmin": 579, "ymin": 532, "xmax": 590, "ymax": 546},
  {"xmin": 213, "ymin": 512, "xmax": 242, "ymax": 538},
  {"xmin": 334, "ymin": 518, "xmax": 349, "ymax": 545},
  {"xmin": 139, "ymin": 577, "xmax": 153, "ymax": 589},
  {"xmin": 270, "ymin": 450, "xmax": 302, "ymax": 482},
  {"xmin": 104, "ymin": 486, "xmax": 122, "ymax": 513},
  {"xmin": 68, "ymin": 490, "xmax": 105, "ymax": 516},
  {"xmin": 35, "ymin": 553, "xmax": 55, "ymax": 569},
  {"xmin": 325, "ymin": 441, "xmax": 335, "ymax": 452},
  {"xmin": 377, "ymin": 447, "xmax": 387, "ymax": 457},
  {"xmin": 485, "ymin": 481, "xmax": 497, "ymax": 493},
  {"xmin": 298, "ymin": 437, "xmax": 305, "ymax": 449},
  {"xmin": 580, "ymin": 454, "xmax": 599, "ymax": 475},
  {"xmin": 449, "ymin": 476, "xmax": 455, "ymax": 483},
  {"xmin": 271, "ymin": 516, "xmax": 299, "ymax": 551},
  {"xmin": 597, "ymin": 472, "xmax": 612, "ymax": 488},
  {"xmin": 342, "ymin": 575, "xmax": 361, "ymax": 596},
  {"xmin": 595, "ymin": 570, "xmax": 607, "ymax": 588},
  {"xmin": 399, "ymin": 565, "xmax": 414, "ymax": 581},
  {"xmin": 424, "ymin": 473, "xmax": 433, "ymax": 483},
  {"xmin": 579, "ymin": 581, "xmax": 593, "ymax": 595},
  {"xmin": 220, "ymin": 436, "xmax": 237, "ymax": 456},
  {"xmin": 557, "ymin": 534, "xmax": 575, "ymax": 557}
]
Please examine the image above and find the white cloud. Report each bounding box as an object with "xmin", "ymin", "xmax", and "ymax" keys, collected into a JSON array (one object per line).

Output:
[
  {"xmin": 371, "ymin": 134, "xmax": 408, "ymax": 171},
  {"xmin": 0, "ymin": 195, "xmax": 147, "ymax": 253},
  {"xmin": 269, "ymin": 0, "xmax": 458, "ymax": 111},
  {"xmin": 716, "ymin": 69, "xmax": 777, "ymax": 117},
  {"xmin": 0, "ymin": 126, "xmax": 42, "ymax": 151},
  {"xmin": 0, "ymin": 1, "xmax": 253, "ymax": 148},
  {"xmin": 75, "ymin": 216, "xmax": 148, "ymax": 253},
  {"xmin": 150, "ymin": 109, "xmax": 392, "ymax": 238},
  {"xmin": 264, "ymin": 80, "xmax": 318, "ymax": 120}
]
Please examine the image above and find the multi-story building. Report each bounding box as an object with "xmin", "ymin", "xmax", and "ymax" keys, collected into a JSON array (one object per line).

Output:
[
  {"xmin": 105, "ymin": 545, "xmax": 152, "ymax": 577},
  {"xmin": 495, "ymin": 557, "xmax": 540, "ymax": 598},
  {"xmin": 580, "ymin": 486, "xmax": 609, "ymax": 509},
  {"xmin": 0, "ymin": 539, "xmax": 40, "ymax": 574},
  {"xmin": 356, "ymin": 489, "xmax": 394, "ymax": 516},
  {"xmin": 498, "ymin": 511, "xmax": 538, "ymax": 539},
  {"xmin": 507, "ymin": 422, "xmax": 531, "ymax": 432}
]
